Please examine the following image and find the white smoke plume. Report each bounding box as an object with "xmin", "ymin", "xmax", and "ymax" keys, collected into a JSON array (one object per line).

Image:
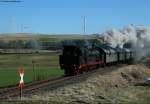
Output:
[
  {"xmin": 101, "ymin": 25, "xmax": 150, "ymax": 60},
  {"xmin": 102, "ymin": 28, "xmax": 126, "ymax": 48}
]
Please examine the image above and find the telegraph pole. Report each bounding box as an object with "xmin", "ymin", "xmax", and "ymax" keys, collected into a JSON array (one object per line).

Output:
[
  {"xmin": 32, "ymin": 60, "xmax": 36, "ymax": 81},
  {"xmin": 83, "ymin": 16, "xmax": 86, "ymax": 35}
]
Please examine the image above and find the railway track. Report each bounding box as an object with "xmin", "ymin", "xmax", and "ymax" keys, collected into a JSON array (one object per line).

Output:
[
  {"xmin": 0, "ymin": 64, "xmax": 126, "ymax": 100},
  {"xmin": 0, "ymin": 76, "xmax": 70, "ymax": 100}
]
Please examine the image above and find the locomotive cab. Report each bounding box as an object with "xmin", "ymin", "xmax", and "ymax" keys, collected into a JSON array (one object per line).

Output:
[{"xmin": 59, "ymin": 45, "xmax": 83, "ymax": 75}]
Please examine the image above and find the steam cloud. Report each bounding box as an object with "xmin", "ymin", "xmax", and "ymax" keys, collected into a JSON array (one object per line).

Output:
[{"xmin": 101, "ymin": 25, "xmax": 150, "ymax": 60}]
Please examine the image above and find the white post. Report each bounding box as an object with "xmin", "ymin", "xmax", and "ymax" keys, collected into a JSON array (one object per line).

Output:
[{"xmin": 83, "ymin": 16, "xmax": 86, "ymax": 35}]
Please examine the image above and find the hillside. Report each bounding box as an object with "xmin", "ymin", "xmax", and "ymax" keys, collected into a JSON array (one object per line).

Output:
[{"xmin": 0, "ymin": 33, "xmax": 94, "ymax": 41}]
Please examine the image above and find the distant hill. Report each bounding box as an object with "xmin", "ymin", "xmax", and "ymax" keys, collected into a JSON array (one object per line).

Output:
[
  {"xmin": 0, "ymin": 33, "xmax": 104, "ymax": 51},
  {"xmin": 0, "ymin": 33, "xmax": 94, "ymax": 41}
]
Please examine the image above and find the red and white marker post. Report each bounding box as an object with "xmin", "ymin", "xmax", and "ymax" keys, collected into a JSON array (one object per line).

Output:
[{"xmin": 18, "ymin": 68, "xmax": 25, "ymax": 100}]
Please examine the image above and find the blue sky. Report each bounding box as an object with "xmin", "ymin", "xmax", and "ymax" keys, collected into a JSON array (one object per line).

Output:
[{"xmin": 0, "ymin": 0, "xmax": 150, "ymax": 34}]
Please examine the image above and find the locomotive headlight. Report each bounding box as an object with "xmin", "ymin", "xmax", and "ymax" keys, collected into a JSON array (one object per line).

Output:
[{"xmin": 74, "ymin": 64, "xmax": 77, "ymax": 69}]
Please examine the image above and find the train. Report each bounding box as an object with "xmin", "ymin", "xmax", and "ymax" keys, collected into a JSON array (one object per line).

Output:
[{"xmin": 59, "ymin": 40, "xmax": 135, "ymax": 76}]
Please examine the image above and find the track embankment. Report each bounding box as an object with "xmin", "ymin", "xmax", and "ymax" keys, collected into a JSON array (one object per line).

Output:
[{"xmin": 26, "ymin": 64, "xmax": 150, "ymax": 104}]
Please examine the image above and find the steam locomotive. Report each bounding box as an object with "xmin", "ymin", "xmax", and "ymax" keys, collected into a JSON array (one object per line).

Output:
[{"xmin": 59, "ymin": 40, "xmax": 135, "ymax": 76}]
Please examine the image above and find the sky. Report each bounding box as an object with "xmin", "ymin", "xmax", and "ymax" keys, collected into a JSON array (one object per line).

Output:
[{"xmin": 0, "ymin": 0, "xmax": 150, "ymax": 34}]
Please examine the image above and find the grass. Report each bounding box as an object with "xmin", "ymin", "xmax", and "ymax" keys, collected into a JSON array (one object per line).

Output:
[
  {"xmin": 0, "ymin": 53, "xmax": 64, "ymax": 87},
  {"xmin": 0, "ymin": 67, "xmax": 63, "ymax": 87},
  {"xmin": 0, "ymin": 53, "xmax": 58, "ymax": 68},
  {"xmin": 93, "ymin": 64, "xmax": 150, "ymax": 104},
  {"xmin": 105, "ymin": 86, "xmax": 150, "ymax": 104}
]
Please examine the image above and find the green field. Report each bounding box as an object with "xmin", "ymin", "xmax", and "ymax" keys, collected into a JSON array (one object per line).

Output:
[
  {"xmin": 0, "ymin": 34, "xmax": 93, "ymax": 87},
  {"xmin": 0, "ymin": 53, "xmax": 64, "ymax": 87}
]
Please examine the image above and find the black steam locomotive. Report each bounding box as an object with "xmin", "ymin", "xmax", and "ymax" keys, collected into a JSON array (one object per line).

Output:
[{"xmin": 59, "ymin": 40, "xmax": 135, "ymax": 76}]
